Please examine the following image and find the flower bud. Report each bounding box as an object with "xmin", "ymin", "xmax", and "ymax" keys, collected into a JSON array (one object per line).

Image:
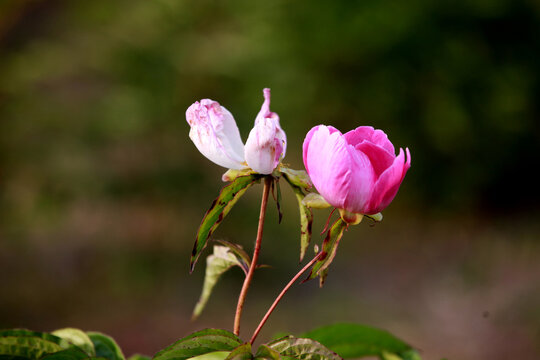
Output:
[
  {"xmin": 186, "ymin": 99, "xmax": 246, "ymax": 170},
  {"xmin": 303, "ymin": 125, "xmax": 411, "ymax": 215},
  {"xmin": 244, "ymin": 89, "xmax": 287, "ymax": 175}
]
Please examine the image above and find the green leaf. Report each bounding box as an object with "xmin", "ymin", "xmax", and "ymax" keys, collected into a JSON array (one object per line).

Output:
[
  {"xmin": 394, "ymin": 349, "xmax": 422, "ymax": 360},
  {"xmin": 52, "ymin": 328, "xmax": 95, "ymax": 356},
  {"xmin": 382, "ymin": 351, "xmax": 422, "ymax": 360},
  {"xmin": 280, "ymin": 168, "xmax": 312, "ymax": 190},
  {"xmin": 191, "ymin": 174, "xmax": 262, "ymax": 272},
  {"xmin": 254, "ymin": 345, "xmax": 280, "ymax": 360},
  {"xmin": 40, "ymin": 347, "xmax": 94, "ymax": 360},
  {"xmin": 153, "ymin": 329, "xmax": 242, "ymax": 360},
  {"xmin": 281, "ymin": 167, "xmax": 316, "ymax": 262},
  {"xmin": 0, "ymin": 330, "xmax": 69, "ymax": 359},
  {"xmin": 306, "ymin": 218, "xmax": 348, "ymax": 286},
  {"xmin": 267, "ymin": 336, "xmax": 341, "ymax": 360},
  {"xmin": 215, "ymin": 240, "xmax": 251, "ymax": 271},
  {"xmin": 127, "ymin": 355, "xmax": 151, "ymax": 360},
  {"xmin": 87, "ymin": 332, "xmax": 124, "ymax": 360},
  {"xmin": 188, "ymin": 353, "xmax": 229, "ymax": 360},
  {"xmin": 0, "ymin": 356, "xmax": 29, "ymax": 360},
  {"xmin": 224, "ymin": 344, "xmax": 252, "ymax": 360},
  {"xmin": 301, "ymin": 323, "xmax": 420, "ymax": 360},
  {"xmin": 291, "ymin": 186, "xmax": 313, "ymax": 262},
  {"xmin": 192, "ymin": 245, "xmax": 246, "ymax": 320}
]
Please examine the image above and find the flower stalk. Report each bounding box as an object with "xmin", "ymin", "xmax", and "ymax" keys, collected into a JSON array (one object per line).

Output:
[
  {"xmin": 233, "ymin": 176, "xmax": 273, "ymax": 336},
  {"xmin": 249, "ymin": 252, "xmax": 323, "ymax": 344}
]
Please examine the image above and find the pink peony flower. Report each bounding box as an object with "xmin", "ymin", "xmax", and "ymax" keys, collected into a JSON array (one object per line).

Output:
[
  {"xmin": 186, "ymin": 99, "xmax": 246, "ymax": 170},
  {"xmin": 302, "ymin": 125, "xmax": 411, "ymax": 215},
  {"xmin": 244, "ymin": 88, "xmax": 287, "ymax": 174}
]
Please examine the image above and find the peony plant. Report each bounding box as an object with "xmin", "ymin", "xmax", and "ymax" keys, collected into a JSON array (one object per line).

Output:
[{"xmin": 0, "ymin": 89, "xmax": 424, "ymax": 360}]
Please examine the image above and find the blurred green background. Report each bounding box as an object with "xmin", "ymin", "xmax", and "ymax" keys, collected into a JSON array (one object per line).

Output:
[{"xmin": 1, "ymin": 1, "xmax": 539, "ymax": 359}]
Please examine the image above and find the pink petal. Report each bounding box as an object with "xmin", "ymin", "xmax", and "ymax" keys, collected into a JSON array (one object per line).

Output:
[
  {"xmin": 244, "ymin": 88, "xmax": 286, "ymax": 174},
  {"xmin": 186, "ymin": 100, "xmax": 245, "ymax": 169},
  {"xmin": 302, "ymin": 125, "xmax": 339, "ymax": 175},
  {"xmin": 273, "ymin": 137, "xmax": 284, "ymax": 167},
  {"xmin": 344, "ymin": 126, "xmax": 395, "ymax": 155},
  {"xmin": 255, "ymin": 88, "xmax": 279, "ymax": 124},
  {"xmin": 302, "ymin": 126, "xmax": 318, "ymax": 175},
  {"xmin": 303, "ymin": 126, "xmax": 351, "ymax": 209},
  {"xmin": 355, "ymin": 141, "xmax": 395, "ymax": 178},
  {"xmin": 341, "ymin": 144, "xmax": 376, "ymax": 214},
  {"xmin": 366, "ymin": 147, "xmax": 411, "ymax": 214},
  {"xmin": 245, "ymin": 118, "xmax": 277, "ymax": 174}
]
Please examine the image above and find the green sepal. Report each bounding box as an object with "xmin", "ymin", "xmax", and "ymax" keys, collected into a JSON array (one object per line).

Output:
[
  {"xmin": 305, "ymin": 218, "xmax": 348, "ymax": 286},
  {"xmin": 266, "ymin": 336, "xmax": 341, "ymax": 360},
  {"xmin": 338, "ymin": 209, "xmax": 363, "ymax": 225},
  {"xmin": 52, "ymin": 328, "xmax": 96, "ymax": 357},
  {"xmin": 0, "ymin": 330, "xmax": 68, "ymax": 359},
  {"xmin": 153, "ymin": 329, "xmax": 242, "ymax": 360},
  {"xmin": 87, "ymin": 332, "xmax": 125, "ymax": 360},
  {"xmin": 271, "ymin": 179, "xmax": 283, "ymax": 224},
  {"xmin": 301, "ymin": 193, "xmax": 331, "ymax": 209},
  {"xmin": 301, "ymin": 323, "xmax": 421, "ymax": 360},
  {"xmin": 192, "ymin": 245, "xmax": 247, "ymax": 320},
  {"xmin": 224, "ymin": 344, "xmax": 252, "ymax": 360},
  {"xmin": 254, "ymin": 345, "xmax": 280, "ymax": 360},
  {"xmin": 222, "ymin": 169, "xmax": 256, "ymax": 182},
  {"xmin": 365, "ymin": 213, "xmax": 383, "ymax": 223},
  {"xmin": 280, "ymin": 168, "xmax": 312, "ymax": 190},
  {"xmin": 191, "ymin": 174, "xmax": 262, "ymax": 272}
]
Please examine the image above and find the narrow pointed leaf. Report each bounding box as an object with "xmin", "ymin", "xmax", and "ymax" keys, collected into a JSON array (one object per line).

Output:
[
  {"xmin": 0, "ymin": 330, "xmax": 68, "ymax": 359},
  {"xmin": 280, "ymin": 168, "xmax": 312, "ymax": 190},
  {"xmin": 266, "ymin": 336, "xmax": 341, "ymax": 360},
  {"xmin": 306, "ymin": 218, "xmax": 347, "ymax": 284},
  {"xmin": 224, "ymin": 344, "xmax": 252, "ymax": 360},
  {"xmin": 191, "ymin": 174, "xmax": 262, "ymax": 272},
  {"xmin": 318, "ymin": 268, "xmax": 329, "ymax": 288},
  {"xmin": 215, "ymin": 240, "xmax": 251, "ymax": 271},
  {"xmin": 87, "ymin": 332, "xmax": 125, "ymax": 360},
  {"xmin": 254, "ymin": 345, "xmax": 280, "ymax": 360},
  {"xmin": 52, "ymin": 328, "xmax": 96, "ymax": 356},
  {"xmin": 153, "ymin": 329, "xmax": 242, "ymax": 360},
  {"xmin": 290, "ymin": 186, "xmax": 313, "ymax": 262},
  {"xmin": 301, "ymin": 323, "xmax": 420, "ymax": 360},
  {"xmin": 192, "ymin": 246, "xmax": 245, "ymax": 320}
]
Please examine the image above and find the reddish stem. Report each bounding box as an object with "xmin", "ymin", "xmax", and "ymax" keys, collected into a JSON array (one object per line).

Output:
[
  {"xmin": 249, "ymin": 252, "xmax": 323, "ymax": 344},
  {"xmin": 233, "ymin": 176, "xmax": 272, "ymax": 336}
]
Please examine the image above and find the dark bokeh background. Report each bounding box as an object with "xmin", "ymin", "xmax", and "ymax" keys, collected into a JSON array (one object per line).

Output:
[{"xmin": 1, "ymin": 1, "xmax": 539, "ymax": 359}]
